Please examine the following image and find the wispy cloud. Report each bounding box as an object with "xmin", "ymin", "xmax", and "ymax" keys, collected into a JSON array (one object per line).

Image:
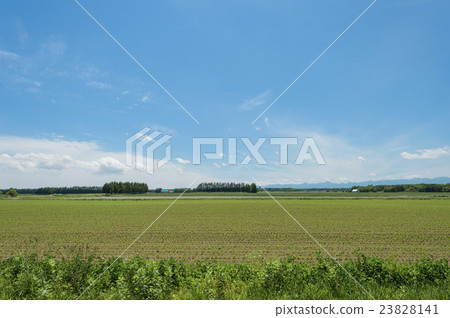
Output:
[
  {"xmin": 14, "ymin": 76, "xmax": 42, "ymax": 87},
  {"xmin": 40, "ymin": 35, "xmax": 66, "ymax": 58},
  {"xmin": 175, "ymin": 157, "xmax": 190, "ymax": 164},
  {"xmin": 86, "ymin": 81, "xmax": 112, "ymax": 89},
  {"xmin": 0, "ymin": 49, "xmax": 20, "ymax": 60},
  {"xmin": 141, "ymin": 95, "xmax": 150, "ymax": 103},
  {"xmin": 15, "ymin": 19, "xmax": 29, "ymax": 48},
  {"xmin": 401, "ymin": 147, "xmax": 450, "ymax": 160},
  {"xmin": 240, "ymin": 90, "xmax": 270, "ymax": 110},
  {"xmin": 76, "ymin": 64, "xmax": 104, "ymax": 80}
]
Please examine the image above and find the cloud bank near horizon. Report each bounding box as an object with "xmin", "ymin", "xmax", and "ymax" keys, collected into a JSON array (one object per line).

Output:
[{"xmin": 0, "ymin": 135, "xmax": 449, "ymax": 189}]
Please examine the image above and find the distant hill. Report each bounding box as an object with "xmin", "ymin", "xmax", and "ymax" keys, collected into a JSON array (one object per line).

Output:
[{"xmin": 266, "ymin": 177, "xmax": 450, "ymax": 189}]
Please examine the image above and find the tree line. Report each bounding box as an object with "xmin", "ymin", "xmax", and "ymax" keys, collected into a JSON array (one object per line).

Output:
[
  {"xmin": 352, "ymin": 183, "xmax": 450, "ymax": 193},
  {"xmin": 101, "ymin": 182, "xmax": 148, "ymax": 194},
  {"xmin": 0, "ymin": 186, "xmax": 102, "ymax": 195},
  {"xmin": 35, "ymin": 186, "xmax": 102, "ymax": 195},
  {"xmin": 195, "ymin": 182, "xmax": 257, "ymax": 193}
]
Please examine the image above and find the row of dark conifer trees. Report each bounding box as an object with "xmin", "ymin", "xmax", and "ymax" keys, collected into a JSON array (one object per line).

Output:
[{"xmin": 195, "ymin": 182, "xmax": 257, "ymax": 193}]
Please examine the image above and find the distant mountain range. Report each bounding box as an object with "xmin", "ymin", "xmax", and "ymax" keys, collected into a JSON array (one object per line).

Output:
[{"xmin": 266, "ymin": 177, "xmax": 450, "ymax": 189}]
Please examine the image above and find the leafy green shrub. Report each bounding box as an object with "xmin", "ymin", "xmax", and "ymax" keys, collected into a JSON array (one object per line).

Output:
[
  {"xmin": 0, "ymin": 255, "xmax": 448, "ymax": 300},
  {"xmin": 6, "ymin": 189, "xmax": 18, "ymax": 198}
]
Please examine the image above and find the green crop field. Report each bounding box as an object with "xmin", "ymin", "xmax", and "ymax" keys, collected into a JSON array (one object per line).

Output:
[
  {"xmin": 1, "ymin": 198, "xmax": 448, "ymax": 262},
  {"xmin": 0, "ymin": 197, "xmax": 449, "ymax": 300}
]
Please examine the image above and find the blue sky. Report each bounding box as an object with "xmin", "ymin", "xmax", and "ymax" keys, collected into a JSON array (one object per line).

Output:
[{"xmin": 0, "ymin": 0, "xmax": 449, "ymax": 188}]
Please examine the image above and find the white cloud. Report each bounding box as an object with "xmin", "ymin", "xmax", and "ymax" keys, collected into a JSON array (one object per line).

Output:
[
  {"xmin": 175, "ymin": 157, "xmax": 190, "ymax": 164},
  {"xmin": 401, "ymin": 147, "xmax": 450, "ymax": 160},
  {"xmin": 84, "ymin": 157, "xmax": 126, "ymax": 174},
  {"xmin": 141, "ymin": 95, "xmax": 150, "ymax": 103},
  {"xmin": 240, "ymin": 90, "xmax": 270, "ymax": 110},
  {"xmin": 122, "ymin": 90, "xmax": 130, "ymax": 95},
  {"xmin": 0, "ymin": 153, "xmax": 125, "ymax": 174},
  {"xmin": 86, "ymin": 81, "xmax": 112, "ymax": 89},
  {"xmin": 357, "ymin": 156, "xmax": 366, "ymax": 161},
  {"xmin": 0, "ymin": 136, "xmax": 205, "ymax": 188},
  {"xmin": 0, "ymin": 153, "xmax": 68, "ymax": 171}
]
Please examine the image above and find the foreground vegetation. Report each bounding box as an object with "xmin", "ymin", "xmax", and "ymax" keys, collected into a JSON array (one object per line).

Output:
[{"xmin": 0, "ymin": 255, "xmax": 447, "ymax": 300}]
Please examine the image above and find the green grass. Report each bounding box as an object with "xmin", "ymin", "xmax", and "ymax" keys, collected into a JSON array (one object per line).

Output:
[{"xmin": 0, "ymin": 255, "xmax": 447, "ymax": 300}]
